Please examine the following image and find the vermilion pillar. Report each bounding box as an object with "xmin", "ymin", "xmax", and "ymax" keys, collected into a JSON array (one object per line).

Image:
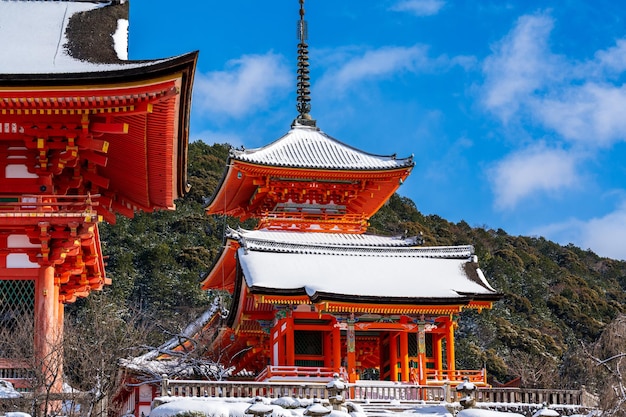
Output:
[
  {"xmin": 55, "ymin": 275, "xmax": 64, "ymax": 389},
  {"xmin": 434, "ymin": 334, "xmax": 443, "ymax": 377},
  {"xmin": 285, "ymin": 318, "xmax": 295, "ymax": 366},
  {"xmin": 35, "ymin": 265, "xmax": 55, "ymax": 358},
  {"xmin": 446, "ymin": 320, "xmax": 456, "ymax": 372},
  {"xmin": 332, "ymin": 324, "xmax": 341, "ymax": 372},
  {"xmin": 35, "ymin": 264, "xmax": 63, "ymax": 392},
  {"xmin": 400, "ymin": 331, "xmax": 409, "ymax": 382},
  {"xmin": 389, "ymin": 333, "xmax": 398, "ymax": 381},
  {"xmin": 323, "ymin": 331, "xmax": 331, "ymax": 367}
]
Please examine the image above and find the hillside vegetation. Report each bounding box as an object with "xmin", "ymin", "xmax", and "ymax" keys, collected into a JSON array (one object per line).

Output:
[{"xmin": 79, "ymin": 140, "xmax": 626, "ymax": 389}]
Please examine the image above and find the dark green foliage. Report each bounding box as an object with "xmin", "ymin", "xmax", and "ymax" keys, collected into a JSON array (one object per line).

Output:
[
  {"xmin": 185, "ymin": 141, "xmax": 232, "ymax": 204},
  {"xmin": 77, "ymin": 139, "xmax": 626, "ymax": 388}
]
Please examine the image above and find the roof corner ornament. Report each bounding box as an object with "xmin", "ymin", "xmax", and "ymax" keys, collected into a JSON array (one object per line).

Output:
[{"xmin": 293, "ymin": 0, "xmax": 317, "ymax": 128}]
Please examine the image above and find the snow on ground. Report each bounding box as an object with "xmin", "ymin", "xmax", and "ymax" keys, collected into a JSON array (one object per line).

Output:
[
  {"xmin": 0, "ymin": 385, "xmax": 599, "ymax": 417},
  {"xmin": 149, "ymin": 396, "xmax": 600, "ymax": 417},
  {"xmin": 458, "ymin": 410, "xmax": 522, "ymax": 417}
]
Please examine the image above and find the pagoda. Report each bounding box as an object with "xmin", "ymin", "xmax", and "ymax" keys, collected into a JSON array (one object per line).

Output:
[
  {"xmin": 0, "ymin": 0, "xmax": 196, "ymax": 391},
  {"xmin": 201, "ymin": 0, "xmax": 501, "ymax": 385}
]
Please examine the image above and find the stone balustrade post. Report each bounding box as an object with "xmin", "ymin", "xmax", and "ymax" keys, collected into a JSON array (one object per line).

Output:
[{"xmin": 161, "ymin": 375, "xmax": 169, "ymax": 397}]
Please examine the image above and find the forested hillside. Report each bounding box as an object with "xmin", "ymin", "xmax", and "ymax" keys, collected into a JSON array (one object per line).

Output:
[{"xmin": 75, "ymin": 140, "xmax": 626, "ymax": 390}]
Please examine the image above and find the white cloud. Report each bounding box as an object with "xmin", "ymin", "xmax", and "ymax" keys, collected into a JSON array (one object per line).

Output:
[
  {"xmin": 531, "ymin": 201, "xmax": 626, "ymax": 261},
  {"xmin": 594, "ymin": 39, "xmax": 626, "ymax": 74},
  {"xmin": 317, "ymin": 44, "xmax": 472, "ymax": 96},
  {"xmin": 482, "ymin": 14, "xmax": 626, "ymax": 147},
  {"xmin": 192, "ymin": 53, "xmax": 291, "ymax": 118},
  {"xmin": 481, "ymin": 12, "xmax": 626, "ymax": 213},
  {"xmin": 580, "ymin": 205, "xmax": 626, "ymax": 261},
  {"xmin": 318, "ymin": 45, "xmax": 429, "ymax": 94},
  {"xmin": 533, "ymin": 83, "xmax": 626, "ymax": 147},
  {"xmin": 390, "ymin": 0, "xmax": 446, "ymax": 16},
  {"xmin": 481, "ymin": 13, "xmax": 557, "ymax": 122},
  {"xmin": 489, "ymin": 144, "xmax": 580, "ymax": 210}
]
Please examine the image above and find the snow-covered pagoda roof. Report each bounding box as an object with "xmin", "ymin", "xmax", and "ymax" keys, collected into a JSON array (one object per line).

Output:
[
  {"xmin": 235, "ymin": 228, "xmax": 498, "ymax": 303},
  {"xmin": 204, "ymin": 228, "xmax": 502, "ymax": 308},
  {"xmin": 204, "ymin": 124, "xmax": 414, "ymax": 223},
  {"xmin": 231, "ymin": 123, "xmax": 414, "ymax": 171},
  {"xmin": 0, "ymin": 1, "xmax": 194, "ymax": 81}
]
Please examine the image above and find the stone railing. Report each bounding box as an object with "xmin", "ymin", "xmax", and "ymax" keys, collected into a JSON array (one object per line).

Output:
[
  {"xmin": 162, "ymin": 379, "xmax": 331, "ymax": 400},
  {"xmin": 161, "ymin": 379, "xmax": 591, "ymax": 407},
  {"xmin": 162, "ymin": 379, "xmax": 447, "ymax": 403},
  {"xmin": 350, "ymin": 382, "xmax": 445, "ymax": 402},
  {"xmin": 477, "ymin": 386, "xmax": 597, "ymax": 408}
]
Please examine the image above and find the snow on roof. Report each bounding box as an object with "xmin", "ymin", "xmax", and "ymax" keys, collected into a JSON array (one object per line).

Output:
[
  {"xmin": 231, "ymin": 229, "xmax": 499, "ymax": 302},
  {"xmin": 0, "ymin": 379, "xmax": 22, "ymax": 399},
  {"xmin": 0, "ymin": 1, "xmax": 169, "ymax": 75},
  {"xmin": 121, "ymin": 301, "xmax": 220, "ymax": 374},
  {"xmin": 239, "ymin": 248, "xmax": 492, "ymax": 301},
  {"xmin": 232, "ymin": 227, "xmax": 427, "ymax": 248},
  {"xmin": 231, "ymin": 124, "xmax": 414, "ymax": 171}
]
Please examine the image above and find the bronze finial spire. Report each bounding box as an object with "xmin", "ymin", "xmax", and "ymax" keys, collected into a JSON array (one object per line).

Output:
[{"xmin": 294, "ymin": 0, "xmax": 316, "ymax": 127}]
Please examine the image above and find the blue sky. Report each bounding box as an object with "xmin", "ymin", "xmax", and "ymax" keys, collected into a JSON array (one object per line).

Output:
[{"xmin": 129, "ymin": 0, "xmax": 626, "ymax": 261}]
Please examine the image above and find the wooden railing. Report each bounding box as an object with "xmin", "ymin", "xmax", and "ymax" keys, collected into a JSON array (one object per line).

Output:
[
  {"xmin": 0, "ymin": 359, "xmax": 32, "ymax": 390},
  {"xmin": 476, "ymin": 387, "xmax": 585, "ymax": 406},
  {"xmin": 424, "ymin": 369, "xmax": 488, "ymax": 385},
  {"xmin": 255, "ymin": 366, "xmax": 338, "ymax": 382},
  {"xmin": 0, "ymin": 194, "xmax": 99, "ymax": 214}
]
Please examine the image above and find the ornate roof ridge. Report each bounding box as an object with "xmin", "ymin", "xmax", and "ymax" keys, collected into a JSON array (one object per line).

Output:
[
  {"xmin": 229, "ymin": 227, "xmax": 418, "ymax": 246},
  {"xmin": 246, "ymin": 242, "xmax": 473, "ymax": 258},
  {"xmin": 228, "ymin": 227, "xmax": 473, "ymax": 258},
  {"xmin": 229, "ymin": 125, "xmax": 414, "ymax": 171}
]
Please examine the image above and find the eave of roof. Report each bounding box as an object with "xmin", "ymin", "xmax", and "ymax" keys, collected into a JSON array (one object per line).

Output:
[
  {"xmin": 0, "ymin": 52, "xmax": 199, "ymax": 86},
  {"xmin": 200, "ymin": 238, "xmax": 239, "ymax": 291}
]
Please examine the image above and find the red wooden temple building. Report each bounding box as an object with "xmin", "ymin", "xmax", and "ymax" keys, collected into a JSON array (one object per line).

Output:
[
  {"xmin": 198, "ymin": 1, "xmax": 502, "ymax": 386},
  {"xmin": 0, "ymin": 0, "xmax": 196, "ymax": 391},
  {"xmin": 200, "ymin": 122, "xmax": 501, "ymax": 385}
]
